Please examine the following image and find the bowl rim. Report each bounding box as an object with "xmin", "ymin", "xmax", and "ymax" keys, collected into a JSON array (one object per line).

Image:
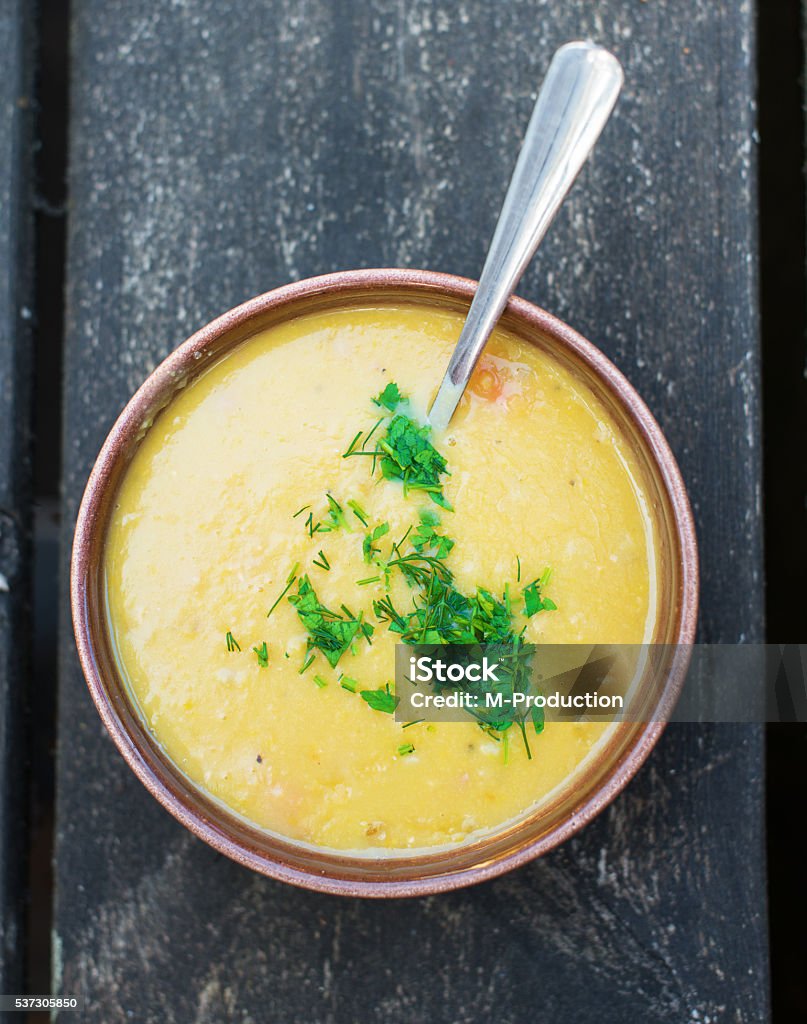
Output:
[{"xmin": 71, "ymin": 267, "xmax": 699, "ymax": 897}]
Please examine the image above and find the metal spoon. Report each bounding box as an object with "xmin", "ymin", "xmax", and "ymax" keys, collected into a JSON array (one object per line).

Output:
[{"xmin": 428, "ymin": 41, "xmax": 623, "ymax": 432}]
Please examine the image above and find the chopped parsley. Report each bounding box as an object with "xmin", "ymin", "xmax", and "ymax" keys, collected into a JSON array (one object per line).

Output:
[
  {"xmin": 362, "ymin": 521, "xmax": 390, "ymax": 563},
  {"xmin": 288, "ymin": 575, "xmax": 373, "ymax": 669},
  {"xmin": 378, "ymin": 414, "xmax": 451, "ymax": 508},
  {"xmin": 411, "ymin": 508, "xmax": 454, "ymax": 559},
  {"xmin": 359, "ymin": 683, "xmax": 398, "ymax": 714},
  {"xmin": 522, "ymin": 568, "xmax": 557, "ymax": 617},
  {"xmin": 373, "ymin": 381, "xmax": 403, "ymax": 412},
  {"xmin": 345, "ymin": 384, "xmax": 451, "ymax": 508}
]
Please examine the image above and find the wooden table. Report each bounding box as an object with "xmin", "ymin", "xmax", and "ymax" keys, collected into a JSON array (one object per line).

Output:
[{"xmin": 1, "ymin": 2, "xmax": 769, "ymax": 1020}]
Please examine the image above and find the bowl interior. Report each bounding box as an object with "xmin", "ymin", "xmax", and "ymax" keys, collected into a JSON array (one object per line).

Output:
[{"xmin": 72, "ymin": 271, "xmax": 697, "ymax": 897}]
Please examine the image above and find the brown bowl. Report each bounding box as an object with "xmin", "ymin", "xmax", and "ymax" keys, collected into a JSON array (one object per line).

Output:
[{"xmin": 71, "ymin": 269, "xmax": 699, "ymax": 897}]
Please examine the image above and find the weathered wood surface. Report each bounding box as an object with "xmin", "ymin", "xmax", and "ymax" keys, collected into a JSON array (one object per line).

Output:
[
  {"xmin": 0, "ymin": 0, "xmax": 33, "ymax": 1001},
  {"xmin": 57, "ymin": 3, "xmax": 767, "ymax": 1021}
]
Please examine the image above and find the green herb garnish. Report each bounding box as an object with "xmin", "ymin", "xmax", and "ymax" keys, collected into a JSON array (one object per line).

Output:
[
  {"xmin": 411, "ymin": 508, "xmax": 454, "ymax": 559},
  {"xmin": 360, "ymin": 683, "xmax": 398, "ymax": 715},
  {"xmin": 342, "ymin": 418, "xmax": 383, "ymax": 459},
  {"xmin": 378, "ymin": 414, "xmax": 451, "ymax": 508},
  {"xmin": 362, "ymin": 521, "xmax": 390, "ymax": 563},
  {"xmin": 267, "ymin": 564, "xmax": 299, "ymax": 618},
  {"xmin": 252, "ymin": 642, "xmax": 269, "ymax": 668},
  {"xmin": 522, "ymin": 568, "xmax": 557, "ymax": 617},
  {"xmin": 373, "ymin": 381, "xmax": 403, "ymax": 412},
  {"xmin": 288, "ymin": 575, "xmax": 372, "ymax": 669},
  {"xmin": 323, "ymin": 493, "xmax": 350, "ymax": 532},
  {"xmin": 345, "ymin": 384, "xmax": 451, "ymax": 508},
  {"xmin": 348, "ymin": 499, "xmax": 369, "ymax": 526},
  {"xmin": 312, "ymin": 550, "xmax": 331, "ymax": 571},
  {"xmin": 304, "ymin": 494, "xmax": 352, "ymax": 537},
  {"xmin": 225, "ymin": 631, "xmax": 241, "ymax": 653},
  {"xmin": 264, "ymin": 384, "xmax": 557, "ymax": 760}
]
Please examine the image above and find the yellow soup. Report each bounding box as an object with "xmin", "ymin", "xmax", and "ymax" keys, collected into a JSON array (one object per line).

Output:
[{"xmin": 105, "ymin": 305, "xmax": 657, "ymax": 852}]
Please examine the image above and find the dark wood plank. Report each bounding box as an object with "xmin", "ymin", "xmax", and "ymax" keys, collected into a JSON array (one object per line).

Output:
[
  {"xmin": 0, "ymin": 0, "xmax": 34, "ymax": 999},
  {"xmin": 57, "ymin": 3, "xmax": 767, "ymax": 1021}
]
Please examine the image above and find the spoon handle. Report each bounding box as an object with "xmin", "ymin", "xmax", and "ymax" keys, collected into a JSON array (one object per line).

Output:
[{"xmin": 428, "ymin": 41, "xmax": 623, "ymax": 432}]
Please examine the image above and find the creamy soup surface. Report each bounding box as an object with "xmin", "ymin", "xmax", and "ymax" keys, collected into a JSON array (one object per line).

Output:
[{"xmin": 105, "ymin": 305, "xmax": 657, "ymax": 851}]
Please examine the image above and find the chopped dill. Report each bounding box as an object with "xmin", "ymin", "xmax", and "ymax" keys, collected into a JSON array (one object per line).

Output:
[
  {"xmin": 324, "ymin": 493, "xmax": 350, "ymax": 531},
  {"xmin": 312, "ymin": 550, "xmax": 331, "ymax": 571},
  {"xmin": 267, "ymin": 564, "xmax": 299, "ymax": 618},
  {"xmin": 348, "ymin": 499, "xmax": 369, "ymax": 526}
]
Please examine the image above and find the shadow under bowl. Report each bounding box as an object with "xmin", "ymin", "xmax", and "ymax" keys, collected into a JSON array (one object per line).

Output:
[{"xmin": 71, "ymin": 268, "xmax": 699, "ymax": 897}]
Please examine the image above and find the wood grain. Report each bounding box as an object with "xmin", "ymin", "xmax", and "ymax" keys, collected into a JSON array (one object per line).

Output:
[
  {"xmin": 0, "ymin": 0, "xmax": 33, "ymax": 1000},
  {"xmin": 57, "ymin": 2, "xmax": 767, "ymax": 1020}
]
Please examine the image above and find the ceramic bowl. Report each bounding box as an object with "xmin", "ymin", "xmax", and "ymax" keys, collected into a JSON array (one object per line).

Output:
[{"xmin": 71, "ymin": 269, "xmax": 699, "ymax": 897}]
